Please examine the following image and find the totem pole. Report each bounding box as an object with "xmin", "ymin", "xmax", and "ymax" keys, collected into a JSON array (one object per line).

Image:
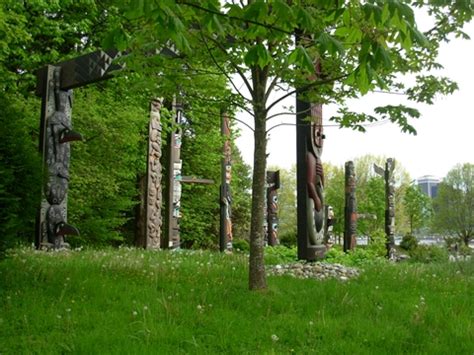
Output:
[
  {"xmin": 144, "ymin": 98, "xmax": 163, "ymax": 249},
  {"xmin": 344, "ymin": 161, "xmax": 357, "ymax": 252},
  {"xmin": 374, "ymin": 159, "xmax": 396, "ymax": 258},
  {"xmin": 266, "ymin": 170, "xmax": 280, "ymax": 246},
  {"xmin": 220, "ymin": 111, "xmax": 233, "ymax": 252},
  {"xmin": 163, "ymin": 99, "xmax": 184, "ymax": 249},
  {"xmin": 35, "ymin": 67, "xmax": 81, "ymax": 249},
  {"xmin": 35, "ymin": 50, "xmax": 122, "ymax": 249},
  {"xmin": 324, "ymin": 205, "xmax": 335, "ymax": 244},
  {"xmin": 296, "ymin": 72, "xmax": 326, "ymax": 260}
]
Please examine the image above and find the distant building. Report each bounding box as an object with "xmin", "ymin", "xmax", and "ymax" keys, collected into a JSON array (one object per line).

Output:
[{"xmin": 416, "ymin": 175, "xmax": 440, "ymax": 198}]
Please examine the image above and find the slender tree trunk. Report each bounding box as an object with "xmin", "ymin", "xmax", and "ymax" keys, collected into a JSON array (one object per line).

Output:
[{"xmin": 248, "ymin": 65, "xmax": 268, "ymax": 291}]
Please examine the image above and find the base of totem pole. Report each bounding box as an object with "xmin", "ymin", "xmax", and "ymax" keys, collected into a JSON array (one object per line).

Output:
[{"xmin": 302, "ymin": 245, "xmax": 327, "ymax": 261}]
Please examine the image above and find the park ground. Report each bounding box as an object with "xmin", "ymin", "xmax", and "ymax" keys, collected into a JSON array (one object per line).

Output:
[{"xmin": 0, "ymin": 246, "xmax": 473, "ymax": 354}]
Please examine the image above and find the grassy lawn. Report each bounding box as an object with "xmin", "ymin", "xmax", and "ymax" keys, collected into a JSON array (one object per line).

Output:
[{"xmin": 0, "ymin": 247, "xmax": 472, "ymax": 354}]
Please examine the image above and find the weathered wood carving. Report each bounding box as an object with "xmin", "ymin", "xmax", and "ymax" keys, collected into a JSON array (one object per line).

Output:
[
  {"xmin": 374, "ymin": 158, "xmax": 396, "ymax": 258},
  {"xmin": 35, "ymin": 66, "xmax": 82, "ymax": 249},
  {"xmin": 220, "ymin": 112, "xmax": 233, "ymax": 252},
  {"xmin": 344, "ymin": 161, "xmax": 357, "ymax": 252},
  {"xmin": 145, "ymin": 98, "xmax": 163, "ymax": 249},
  {"xmin": 266, "ymin": 170, "xmax": 280, "ymax": 246}
]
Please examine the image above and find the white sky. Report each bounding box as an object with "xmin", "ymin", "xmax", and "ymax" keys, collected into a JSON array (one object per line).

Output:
[{"xmin": 235, "ymin": 21, "xmax": 474, "ymax": 180}]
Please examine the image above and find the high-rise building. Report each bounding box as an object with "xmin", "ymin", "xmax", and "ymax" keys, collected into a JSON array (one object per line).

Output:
[{"xmin": 416, "ymin": 175, "xmax": 440, "ymax": 198}]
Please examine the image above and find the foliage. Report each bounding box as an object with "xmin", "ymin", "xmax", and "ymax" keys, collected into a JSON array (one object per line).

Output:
[
  {"xmin": 325, "ymin": 245, "xmax": 386, "ymax": 267},
  {"xmin": 408, "ymin": 245, "xmax": 448, "ymax": 264},
  {"xmin": 232, "ymin": 238, "xmax": 250, "ymax": 253},
  {"xmin": 432, "ymin": 163, "xmax": 474, "ymax": 246},
  {"xmin": 0, "ymin": 95, "xmax": 41, "ymax": 254},
  {"xmin": 67, "ymin": 84, "xmax": 150, "ymax": 246},
  {"xmin": 403, "ymin": 184, "xmax": 433, "ymax": 234},
  {"xmin": 400, "ymin": 233, "xmax": 419, "ymax": 251},
  {"xmin": 264, "ymin": 245, "xmax": 298, "ymax": 265}
]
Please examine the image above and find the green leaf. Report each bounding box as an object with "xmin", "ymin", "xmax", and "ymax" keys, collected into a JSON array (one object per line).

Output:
[
  {"xmin": 244, "ymin": 44, "xmax": 271, "ymax": 68},
  {"xmin": 287, "ymin": 45, "xmax": 313, "ymax": 72}
]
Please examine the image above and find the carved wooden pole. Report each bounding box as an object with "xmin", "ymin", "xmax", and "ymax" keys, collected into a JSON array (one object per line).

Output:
[
  {"xmin": 35, "ymin": 50, "xmax": 122, "ymax": 249},
  {"xmin": 163, "ymin": 98, "xmax": 183, "ymax": 249},
  {"xmin": 374, "ymin": 159, "xmax": 396, "ymax": 258},
  {"xmin": 344, "ymin": 161, "xmax": 357, "ymax": 252},
  {"xmin": 143, "ymin": 98, "xmax": 163, "ymax": 249},
  {"xmin": 266, "ymin": 171, "xmax": 280, "ymax": 246},
  {"xmin": 35, "ymin": 66, "xmax": 81, "ymax": 249},
  {"xmin": 220, "ymin": 111, "xmax": 233, "ymax": 252},
  {"xmin": 296, "ymin": 60, "xmax": 326, "ymax": 260},
  {"xmin": 385, "ymin": 158, "xmax": 396, "ymax": 258}
]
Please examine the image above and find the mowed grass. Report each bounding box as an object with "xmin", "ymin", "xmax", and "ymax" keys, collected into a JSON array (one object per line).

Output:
[{"xmin": 0, "ymin": 247, "xmax": 473, "ymax": 354}]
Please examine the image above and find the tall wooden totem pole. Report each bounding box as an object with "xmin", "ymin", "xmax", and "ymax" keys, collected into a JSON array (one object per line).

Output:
[
  {"xmin": 296, "ymin": 64, "xmax": 326, "ymax": 260},
  {"xmin": 374, "ymin": 158, "xmax": 396, "ymax": 258},
  {"xmin": 220, "ymin": 111, "xmax": 233, "ymax": 252},
  {"xmin": 35, "ymin": 50, "xmax": 121, "ymax": 249},
  {"xmin": 344, "ymin": 161, "xmax": 357, "ymax": 252},
  {"xmin": 266, "ymin": 171, "xmax": 280, "ymax": 246},
  {"xmin": 144, "ymin": 99, "xmax": 163, "ymax": 249},
  {"xmin": 163, "ymin": 99, "xmax": 184, "ymax": 249}
]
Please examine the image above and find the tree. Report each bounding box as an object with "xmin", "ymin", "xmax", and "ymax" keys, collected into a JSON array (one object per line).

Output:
[
  {"xmin": 403, "ymin": 185, "xmax": 433, "ymax": 234},
  {"xmin": 107, "ymin": 1, "xmax": 473, "ymax": 290},
  {"xmin": 433, "ymin": 163, "xmax": 474, "ymax": 246}
]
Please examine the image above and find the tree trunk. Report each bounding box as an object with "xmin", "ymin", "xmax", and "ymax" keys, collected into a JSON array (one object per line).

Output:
[
  {"xmin": 248, "ymin": 64, "xmax": 268, "ymax": 291},
  {"xmin": 248, "ymin": 112, "xmax": 267, "ymax": 290}
]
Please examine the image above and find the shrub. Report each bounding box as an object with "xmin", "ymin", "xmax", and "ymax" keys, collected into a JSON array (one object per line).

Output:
[
  {"xmin": 409, "ymin": 245, "xmax": 448, "ymax": 263},
  {"xmin": 278, "ymin": 232, "xmax": 297, "ymax": 247},
  {"xmin": 264, "ymin": 245, "xmax": 298, "ymax": 265},
  {"xmin": 232, "ymin": 238, "xmax": 249, "ymax": 252},
  {"xmin": 367, "ymin": 229, "xmax": 387, "ymax": 257},
  {"xmin": 400, "ymin": 234, "xmax": 418, "ymax": 251}
]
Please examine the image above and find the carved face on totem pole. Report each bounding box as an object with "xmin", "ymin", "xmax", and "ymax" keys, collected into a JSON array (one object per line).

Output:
[{"xmin": 306, "ymin": 103, "xmax": 325, "ymax": 246}]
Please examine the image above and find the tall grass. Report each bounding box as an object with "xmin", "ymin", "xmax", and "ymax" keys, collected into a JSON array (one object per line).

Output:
[{"xmin": 0, "ymin": 247, "xmax": 472, "ymax": 354}]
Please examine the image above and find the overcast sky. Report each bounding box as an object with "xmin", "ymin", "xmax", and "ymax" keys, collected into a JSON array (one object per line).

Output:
[{"xmin": 235, "ymin": 20, "xmax": 474, "ymax": 180}]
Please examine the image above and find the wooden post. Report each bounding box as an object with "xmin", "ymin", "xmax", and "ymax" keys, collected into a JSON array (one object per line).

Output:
[
  {"xmin": 143, "ymin": 99, "xmax": 163, "ymax": 249},
  {"xmin": 163, "ymin": 98, "xmax": 183, "ymax": 249},
  {"xmin": 374, "ymin": 159, "xmax": 396, "ymax": 258},
  {"xmin": 220, "ymin": 111, "xmax": 233, "ymax": 252},
  {"xmin": 266, "ymin": 171, "xmax": 280, "ymax": 246},
  {"xmin": 35, "ymin": 66, "xmax": 81, "ymax": 249},
  {"xmin": 385, "ymin": 158, "xmax": 396, "ymax": 258},
  {"xmin": 344, "ymin": 161, "xmax": 357, "ymax": 252}
]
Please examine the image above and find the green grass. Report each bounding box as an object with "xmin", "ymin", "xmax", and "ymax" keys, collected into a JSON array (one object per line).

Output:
[{"xmin": 0, "ymin": 247, "xmax": 473, "ymax": 354}]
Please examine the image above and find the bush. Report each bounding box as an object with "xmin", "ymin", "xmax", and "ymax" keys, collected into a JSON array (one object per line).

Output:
[
  {"xmin": 264, "ymin": 245, "xmax": 298, "ymax": 265},
  {"xmin": 232, "ymin": 238, "xmax": 249, "ymax": 252},
  {"xmin": 325, "ymin": 245, "xmax": 385, "ymax": 267},
  {"xmin": 367, "ymin": 229, "xmax": 387, "ymax": 257},
  {"xmin": 278, "ymin": 232, "xmax": 297, "ymax": 247},
  {"xmin": 408, "ymin": 245, "xmax": 448, "ymax": 263},
  {"xmin": 400, "ymin": 234, "xmax": 418, "ymax": 251}
]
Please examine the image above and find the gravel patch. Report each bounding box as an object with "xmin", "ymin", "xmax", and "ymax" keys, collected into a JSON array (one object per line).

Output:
[{"xmin": 267, "ymin": 262, "xmax": 360, "ymax": 281}]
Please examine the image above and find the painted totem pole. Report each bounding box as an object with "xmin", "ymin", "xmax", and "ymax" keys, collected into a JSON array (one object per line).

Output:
[
  {"xmin": 266, "ymin": 170, "xmax": 280, "ymax": 246},
  {"xmin": 296, "ymin": 79, "xmax": 326, "ymax": 260},
  {"xmin": 144, "ymin": 98, "xmax": 163, "ymax": 249},
  {"xmin": 344, "ymin": 161, "xmax": 357, "ymax": 252},
  {"xmin": 35, "ymin": 50, "xmax": 122, "ymax": 249},
  {"xmin": 220, "ymin": 111, "xmax": 233, "ymax": 252},
  {"xmin": 374, "ymin": 159, "xmax": 396, "ymax": 258},
  {"xmin": 163, "ymin": 99, "xmax": 184, "ymax": 249}
]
